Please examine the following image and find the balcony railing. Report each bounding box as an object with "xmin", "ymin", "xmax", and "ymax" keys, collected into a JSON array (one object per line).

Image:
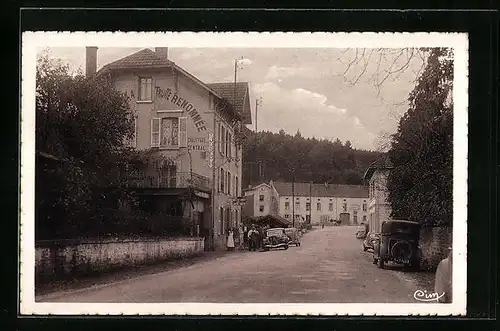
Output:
[{"xmin": 129, "ymin": 172, "xmax": 210, "ymax": 192}]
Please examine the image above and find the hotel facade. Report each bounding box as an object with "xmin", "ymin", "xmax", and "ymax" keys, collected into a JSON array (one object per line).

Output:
[{"xmin": 86, "ymin": 47, "xmax": 252, "ymax": 250}]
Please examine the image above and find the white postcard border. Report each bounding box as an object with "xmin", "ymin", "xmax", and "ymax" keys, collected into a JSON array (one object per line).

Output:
[{"xmin": 20, "ymin": 31, "xmax": 468, "ymax": 316}]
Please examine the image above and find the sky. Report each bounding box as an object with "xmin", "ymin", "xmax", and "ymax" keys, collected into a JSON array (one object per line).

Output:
[{"xmin": 44, "ymin": 47, "xmax": 426, "ymax": 151}]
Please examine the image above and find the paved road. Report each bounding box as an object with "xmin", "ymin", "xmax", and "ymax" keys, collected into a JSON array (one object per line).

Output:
[{"xmin": 37, "ymin": 226, "xmax": 428, "ymax": 303}]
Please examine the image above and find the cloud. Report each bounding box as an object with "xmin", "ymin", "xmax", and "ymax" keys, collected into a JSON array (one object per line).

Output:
[
  {"xmin": 238, "ymin": 58, "xmax": 252, "ymax": 65},
  {"xmin": 264, "ymin": 65, "xmax": 313, "ymax": 80},
  {"xmin": 251, "ymin": 83, "xmax": 375, "ymax": 149}
]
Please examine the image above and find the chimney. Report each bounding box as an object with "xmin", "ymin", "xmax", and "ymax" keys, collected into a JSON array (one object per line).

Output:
[
  {"xmin": 85, "ymin": 46, "xmax": 98, "ymax": 77},
  {"xmin": 155, "ymin": 47, "xmax": 169, "ymax": 59}
]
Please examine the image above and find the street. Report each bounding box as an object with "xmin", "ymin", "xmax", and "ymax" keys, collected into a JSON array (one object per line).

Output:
[{"xmin": 37, "ymin": 226, "xmax": 428, "ymax": 303}]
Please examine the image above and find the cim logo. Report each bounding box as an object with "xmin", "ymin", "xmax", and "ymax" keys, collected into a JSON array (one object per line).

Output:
[{"xmin": 413, "ymin": 290, "xmax": 445, "ymax": 302}]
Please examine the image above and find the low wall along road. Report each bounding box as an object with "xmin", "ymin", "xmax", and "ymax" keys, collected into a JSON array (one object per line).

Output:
[{"xmin": 35, "ymin": 237, "xmax": 205, "ymax": 283}]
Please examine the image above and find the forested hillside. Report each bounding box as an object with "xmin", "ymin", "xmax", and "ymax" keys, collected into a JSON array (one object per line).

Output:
[{"xmin": 241, "ymin": 128, "xmax": 382, "ymax": 189}]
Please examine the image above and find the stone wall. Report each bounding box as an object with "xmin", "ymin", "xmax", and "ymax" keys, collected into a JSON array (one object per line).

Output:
[
  {"xmin": 419, "ymin": 227, "xmax": 452, "ymax": 271},
  {"xmin": 35, "ymin": 237, "xmax": 204, "ymax": 283}
]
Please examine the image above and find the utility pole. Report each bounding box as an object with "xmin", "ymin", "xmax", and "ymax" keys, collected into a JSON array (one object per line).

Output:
[
  {"xmin": 309, "ymin": 181, "xmax": 312, "ymax": 225},
  {"xmin": 255, "ymin": 97, "xmax": 262, "ymax": 132},
  {"xmin": 292, "ymin": 170, "xmax": 295, "ymax": 227}
]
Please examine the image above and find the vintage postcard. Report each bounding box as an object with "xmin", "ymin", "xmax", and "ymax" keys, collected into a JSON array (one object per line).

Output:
[{"xmin": 20, "ymin": 32, "xmax": 468, "ymax": 315}]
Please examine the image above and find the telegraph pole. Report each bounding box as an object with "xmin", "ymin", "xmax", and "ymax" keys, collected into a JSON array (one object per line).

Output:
[
  {"xmin": 309, "ymin": 181, "xmax": 312, "ymax": 225},
  {"xmin": 255, "ymin": 97, "xmax": 262, "ymax": 132},
  {"xmin": 292, "ymin": 170, "xmax": 295, "ymax": 227}
]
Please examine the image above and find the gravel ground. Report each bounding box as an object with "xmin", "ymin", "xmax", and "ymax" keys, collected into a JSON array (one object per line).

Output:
[{"xmin": 37, "ymin": 226, "xmax": 429, "ymax": 303}]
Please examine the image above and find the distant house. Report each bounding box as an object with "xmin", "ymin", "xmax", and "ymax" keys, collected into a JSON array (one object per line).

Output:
[
  {"xmin": 270, "ymin": 181, "xmax": 369, "ymax": 226},
  {"xmin": 242, "ymin": 181, "xmax": 280, "ymax": 219},
  {"xmin": 363, "ymin": 156, "xmax": 394, "ymax": 233}
]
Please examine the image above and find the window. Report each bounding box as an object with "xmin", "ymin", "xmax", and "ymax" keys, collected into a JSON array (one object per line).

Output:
[
  {"xmin": 363, "ymin": 215, "xmax": 367, "ymax": 223},
  {"xmin": 295, "ymin": 202, "xmax": 300, "ymax": 211},
  {"xmin": 285, "ymin": 202, "xmax": 290, "ymax": 210},
  {"xmin": 329, "ymin": 203, "xmax": 333, "ymax": 211},
  {"xmin": 284, "ymin": 214, "xmax": 290, "ymax": 219},
  {"xmin": 151, "ymin": 117, "xmax": 187, "ymax": 148},
  {"xmin": 317, "ymin": 202, "xmax": 322, "ymax": 211},
  {"xmin": 343, "ymin": 203, "xmax": 347, "ymax": 212},
  {"xmin": 259, "ymin": 205, "xmax": 264, "ymax": 212},
  {"xmin": 305, "ymin": 203, "xmax": 310, "ymax": 211},
  {"xmin": 220, "ymin": 126, "xmax": 225, "ymax": 156},
  {"xmin": 218, "ymin": 123, "xmax": 222, "ymax": 154},
  {"xmin": 225, "ymin": 131, "xmax": 229, "ymax": 156},
  {"xmin": 362, "ymin": 203, "xmax": 367, "ymax": 211},
  {"xmin": 236, "ymin": 176, "xmax": 239, "ymax": 196},
  {"xmin": 228, "ymin": 133, "xmax": 232, "ymax": 158},
  {"xmin": 219, "ymin": 207, "xmax": 224, "ymax": 235},
  {"xmin": 354, "ymin": 215, "xmax": 358, "ymax": 224},
  {"xmin": 138, "ymin": 77, "xmax": 153, "ymax": 101},
  {"xmin": 306, "ymin": 215, "xmax": 311, "ymax": 222},
  {"xmin": 227, "ymin": 172, "xmax": 231, "ymax": 195},
  {"xmin": 220, "ymin": 168, "xmax": 225, "ymax": 193},
  {"xmin": 209, "ymin": 94, "xmax": 215, "ymax": 110},
  {"xmin": 259, "ymin": 195, "xmax": 264, "ymax": 201}
]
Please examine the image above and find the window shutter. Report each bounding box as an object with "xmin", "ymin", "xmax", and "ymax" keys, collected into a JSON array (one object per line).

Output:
[
  {"xmin": 178, "ymin": 117, "xmax": 188, "ymax": 148},
  {"xmin": 151, "ymin": 117, "xmax": 160, "ymax": 147}
]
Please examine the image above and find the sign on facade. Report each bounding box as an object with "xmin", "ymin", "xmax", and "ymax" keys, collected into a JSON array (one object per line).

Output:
[{"xmin": 207, "ymin": 133, "xmax": 214, "ymax": 168}]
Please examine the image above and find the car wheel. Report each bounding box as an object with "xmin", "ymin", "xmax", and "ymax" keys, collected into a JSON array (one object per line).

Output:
[
  {"xmin": 284, "ymin": 245, "xmax": 289, "ymax": 250},
  {"xmin": 378, "ymin": 258, "xmax": 385, "ymax": 269},
  {"xmin": 362, "ymin": 243, "xmax": 368, "ymax": 251},
  {"xmin": 373, "ymin": 257, "xmax": 378, "ymax": 265}
]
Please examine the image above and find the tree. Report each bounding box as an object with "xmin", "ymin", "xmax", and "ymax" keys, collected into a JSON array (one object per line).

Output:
[
  {"xmin": 36, "ymin": 51, "xmax": 138, "ymax": 239},
  {"xmin": 386, "ymin": 48, "xmax": 453, "ymax": 227}
]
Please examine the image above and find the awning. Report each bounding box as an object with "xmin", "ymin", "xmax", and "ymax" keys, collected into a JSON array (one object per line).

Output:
[{"xmin": 243, "ymin": 214, "xmax": 292, "ymax": 228}]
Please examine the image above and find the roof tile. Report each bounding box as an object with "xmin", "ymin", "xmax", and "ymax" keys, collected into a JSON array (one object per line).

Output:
[
  {"xmin": 272, "ymin": 181, "xmax": 369, "ymax": 198},
  {"xmin": 101, "ymin": 49, "xmax": 173, "ymax": 70}
]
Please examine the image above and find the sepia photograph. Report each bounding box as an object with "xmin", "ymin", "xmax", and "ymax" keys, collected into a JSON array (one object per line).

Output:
[{"xmin": 20, "ymin": 32, "xmax": 467, "ymax": 315}]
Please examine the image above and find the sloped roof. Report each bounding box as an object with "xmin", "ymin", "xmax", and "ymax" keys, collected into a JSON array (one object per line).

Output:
[
  {"xmin": 272, "ymin": 182, "xmax": 369, "ymax": 198},
  {"xmin": 243, "ymin": 214, "xmax": 292, "ymax": 228},
  {"xmin": 207, "ymin": 82, "xmax": 251, "ymax": 124},
  {"xmin": 98, "ymin": 48, "xmax": 244, "ymax": 120},
  {"xmin": 363, "ymin": 154, "xmax": 393, "ymax": 181},
  {"xmin": 100, "ymin": 48, "xmax": 174, "ymax": 71}
]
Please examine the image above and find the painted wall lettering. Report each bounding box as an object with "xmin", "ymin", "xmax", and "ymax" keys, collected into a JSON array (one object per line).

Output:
[
  {"xmin": 155, "ymin": 86, "xmax": 207, "ymax": 132},
  {"xmin": 188, "ymin": 137, "xmax": 207, "ymax": 151}
]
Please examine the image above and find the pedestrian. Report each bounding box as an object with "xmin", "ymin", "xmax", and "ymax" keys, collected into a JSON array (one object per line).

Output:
[
  {"xmin": 226, "ymin": 228, "xmax": 235, "ymax": 251},
  {"xmin": 435, "ymin": 247, "xmax": 453, "ymax": 303},
  {"xmin": 248, "ymin": 225, "xmax": 259, "ymax": 251},
  {"xmin": 247, "ymin": 226, "xmax": 256, "ymax": 251}
]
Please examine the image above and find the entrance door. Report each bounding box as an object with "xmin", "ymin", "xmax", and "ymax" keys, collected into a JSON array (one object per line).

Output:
[{"xmin": 339, "ymin": 212, "xmax": 350, "ymax": 225}]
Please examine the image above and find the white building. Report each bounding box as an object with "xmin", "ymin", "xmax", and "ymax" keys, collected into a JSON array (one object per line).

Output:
[
  {"xmin": 363, "ymin": 157, "xmax": 394, "ymax": 233},
  {"xmin": 242, "ymin": 181, "xmax": 279, "ymax": 218},
  {"xmin": 269, "ymin": 181, "xmax": 369, "ymax": 226}
]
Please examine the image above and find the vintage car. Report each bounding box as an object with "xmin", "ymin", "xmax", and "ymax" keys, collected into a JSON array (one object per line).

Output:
[
  {"xmin": 262, "ymin": 228, "xmax": 290, "ymax": 251},
  {"xmin": 372, "ymin": 220, "xmax": 422, "ymax": 270},
  {"xmin": 284, "ymin": 227, "xmax": 301, "ymax": 247},
  {"xmin": 362, "ymin": 231, "xmax": 379, "ymax": 252},
  {"xmin": 355, "ymin": 225, "xmax": 367, "ymax": 239}
]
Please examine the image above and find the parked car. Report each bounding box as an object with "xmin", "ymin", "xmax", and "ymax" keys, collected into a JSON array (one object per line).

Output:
[
  {"xmin": 362, "ymin": 232, "xmax": 379, "ymax": 252},
  {"xmin": 372, "ymin": 220, "xmax": 422, "ymax": 270},
  {"xmin": 262, "ymin": 228, "xmax": 290, "ymax": 251},
  {"xmin": 355, "ymin": 225, "xmax": 367, "ymax": 239},
  {"xmin": 284, "ymin": 227, "xmax": 301, "ymax": 247}
]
